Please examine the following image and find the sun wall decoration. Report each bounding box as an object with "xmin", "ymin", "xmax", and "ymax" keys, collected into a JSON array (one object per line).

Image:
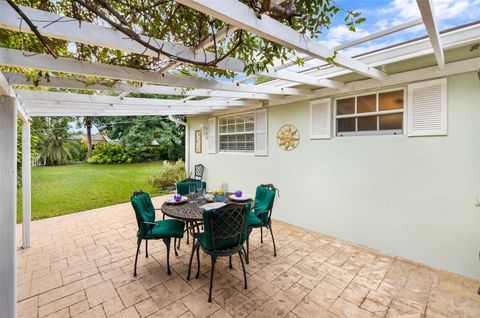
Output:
[{"xmin": 277, "ymin": 124, "xmax": 299, "ymax": 151}]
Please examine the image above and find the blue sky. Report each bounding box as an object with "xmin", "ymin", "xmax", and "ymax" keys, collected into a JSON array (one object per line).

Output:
[{"xmin": 318, "ymin": 0, "xmax": 480, "ymax": 56}]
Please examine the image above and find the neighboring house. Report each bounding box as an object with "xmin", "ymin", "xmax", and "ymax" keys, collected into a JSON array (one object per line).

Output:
[
  {"xmin": 70, "ymin": 134, "xmax": 112, "ymax": 149},
  {"xmin": 187, "ymin": 29, "xmax": 480, "ymax": 279}
]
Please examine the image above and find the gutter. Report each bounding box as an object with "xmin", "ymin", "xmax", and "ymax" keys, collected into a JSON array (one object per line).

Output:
[{"xmin": 168, "ymin": 115, "xmax": 190, "ymax": 176}]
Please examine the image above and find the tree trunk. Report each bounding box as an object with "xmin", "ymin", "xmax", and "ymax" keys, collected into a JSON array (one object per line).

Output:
[{"xmin": 85, "ymin": 116, "xmax": 93, "ymax": 157}]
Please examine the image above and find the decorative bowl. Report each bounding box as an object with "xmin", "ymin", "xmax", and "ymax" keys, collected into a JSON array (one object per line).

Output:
[{"xmin": 214, "ymin": 195, "xmax": 226, "ymax": 202}]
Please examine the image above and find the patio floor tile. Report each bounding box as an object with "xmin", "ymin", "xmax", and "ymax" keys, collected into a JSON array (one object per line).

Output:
[{"xmin": 15, "ymin": 195, "xmax": 480, "ymax": 317}]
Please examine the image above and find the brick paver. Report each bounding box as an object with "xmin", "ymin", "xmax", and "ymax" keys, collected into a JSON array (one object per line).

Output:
[{"xmin": 16, "ymin": 195, "xmax": 480, "ymax": 317}]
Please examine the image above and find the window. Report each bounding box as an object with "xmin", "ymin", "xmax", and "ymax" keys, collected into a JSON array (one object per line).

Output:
[
  {"xmin": 218, "ymin": 113, "xmax": 255, "ymax": 152},
  {"xmin": 335, "ymin": 89, "xmax": 404, "ymax": 136}
]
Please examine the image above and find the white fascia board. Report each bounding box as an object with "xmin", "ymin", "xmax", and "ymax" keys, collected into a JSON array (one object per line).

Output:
[
  {"xmin": 176, "ymin": 0, "xmax": 387, "ymax": 80},
  {"xmin": 263, "ymin": 22, "xmax": 480, "ymax": 88},
  {"xmin": 416, "ymin": 0, "xmax": 445, "ymax": 69},
  {"xmin": 15, "ymin": 90, "xmax": 261, "ymax": 107},
  {"xmin": 0, "ymin": 48, "xmax": 310, "ymax": 96},
  {"xmin": 0, "ymin": 3, "xmax": 343, "ymax": 88},
  {"xmin": 3, "ymin": 72, "xmax": 276, "ymax": 100}
]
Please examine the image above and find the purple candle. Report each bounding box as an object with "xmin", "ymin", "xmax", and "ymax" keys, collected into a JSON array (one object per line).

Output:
[
  {"xmin": 174, "ymin": 194, "xmax": 182, "ymax": 202},
  {"xmin": 234, "ymin": 190, "xmax": 242, "ymax": 198}
]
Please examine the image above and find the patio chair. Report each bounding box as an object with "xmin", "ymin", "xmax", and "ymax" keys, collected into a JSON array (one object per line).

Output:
[
  {"xmin": 245, "ymin": 184, "xmax": 278, "ymax": 263},
  {"xmin": 171, "ymin": 180, "xmax": 207, "ymax": 245},
  {"xmin": 175, "ymin": 180, "xmax": 207, "ymax": 195},
  {"xmin": 180, "ymin": 164, "xmax": 205, "ymax": 182},
  {"xmin": 187, "ymin": 203, "xmax": 250, "ymax": 302},
  {"xmin": 131, "ymin": 191, "xmax": 185, "ymax": 276}
]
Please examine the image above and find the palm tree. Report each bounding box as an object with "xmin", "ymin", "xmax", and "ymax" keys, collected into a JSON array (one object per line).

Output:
[
  {"xmin": 84, "ymin": 116, "xmax": 93, "ymax": 157},
  {"xmin": 40, "ymin": 135, "xmax": 80, "ymax": 165},
  {"xmin": 34, "ymin": 117, "xmax": 81, "ymax": 166}
]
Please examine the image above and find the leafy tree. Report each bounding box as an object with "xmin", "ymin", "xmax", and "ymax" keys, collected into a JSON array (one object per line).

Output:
[
  {"xmin": 17, "ymin": 119, "xmax": 40, "ymax": 186},
  {"xmin": 32, "ymin": 117, "xmax": 82, "ymax": 165},
  {"xmin": 1, "ymin": 0, "xmax": 365, "ymax": 83},
  {"xmin": 93, "ymin": 115, "xmax": 184, "ymax": 152}
]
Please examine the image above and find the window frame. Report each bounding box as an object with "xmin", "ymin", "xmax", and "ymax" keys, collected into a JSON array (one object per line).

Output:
[
  {"xmin": 217, "ymin": 112, "xmax": 256, "ymax": 153},
  {"xmin": 334, "ymin": 88, "xmax": 406, "ymax": 137}
]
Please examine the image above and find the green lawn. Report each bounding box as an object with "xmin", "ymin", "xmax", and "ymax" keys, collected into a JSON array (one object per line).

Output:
[{"xmin": 17, "ymin": 162, "xmax": 166, "ymax": 223}]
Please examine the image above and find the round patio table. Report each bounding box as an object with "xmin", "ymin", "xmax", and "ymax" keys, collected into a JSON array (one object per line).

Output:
[{"xmin": 161, "ymin": 193, "xmax": 253, "ymax": 247}]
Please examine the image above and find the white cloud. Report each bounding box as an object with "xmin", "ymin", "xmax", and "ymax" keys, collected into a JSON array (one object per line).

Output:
[
  {"xmin": 376, "ymin": 0, "xmax": 471, "ymax": 29},
  {"xmin": 320, "ymin": 25, "xmax": 370, "ymax": 48}
]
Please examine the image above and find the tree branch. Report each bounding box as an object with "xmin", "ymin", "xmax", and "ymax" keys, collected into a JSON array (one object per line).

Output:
[
  {"xmin": 7, "ymin": 0, "xmax": 58, "ymax": 58},
  {"xmin": 74, "ymin": 0, "xmax": 239, "ymax": 69}
]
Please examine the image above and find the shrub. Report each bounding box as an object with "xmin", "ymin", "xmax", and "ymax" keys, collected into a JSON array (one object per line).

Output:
[
  {"xmin": 148, "ymin": 160, "xmax": 186, "ymax": 190},
  {"xmin": 87, "ymin": 143, "xmax": 131, "ymax": 164},
  {"xmin": 87, "ymin": 143, "xmax": 184, "ymax": 164}
]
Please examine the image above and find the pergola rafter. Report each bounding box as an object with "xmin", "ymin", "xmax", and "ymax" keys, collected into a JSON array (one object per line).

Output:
[
  {"xmin": 175, "ymin": 0, "xmax": 388, "ymax": 81},
  {"xmin": 0, "ymin": 48, "xmax": 311, "ymax": 96},
  {"xmin": 15, "ymin": 90, "xmax": 259, "ymax": 107},
  {"xmin": 4, "ymin": 72, "xmax": 277, "ymax": 100},
  {"xmin": 0, "ymin": 2, "xmax": 344, "ymax": 89},
  {"xmin": 416, "ymin": 0, "xmax": 445, "ymax": 69}
]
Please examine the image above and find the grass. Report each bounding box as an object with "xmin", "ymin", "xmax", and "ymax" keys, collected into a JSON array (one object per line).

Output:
[{"xmin": 17, "ymin": 162, "xmax": 166, "ymax": 223}]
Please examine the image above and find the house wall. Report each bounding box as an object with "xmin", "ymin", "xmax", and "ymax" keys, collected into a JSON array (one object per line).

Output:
[{"xmin": 187, "ymin": 72, "xmax": 480, "ymax": 279}]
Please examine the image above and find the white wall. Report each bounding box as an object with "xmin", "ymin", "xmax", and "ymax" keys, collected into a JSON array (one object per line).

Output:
[{"xmin": 188, "ymin": 72, "xmax": 480, "ymax": 279}]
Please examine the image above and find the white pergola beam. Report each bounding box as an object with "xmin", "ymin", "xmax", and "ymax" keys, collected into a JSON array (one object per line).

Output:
[
  {"xmin": 21, "ymin": 120, "xmax": 31, "ymax": 249},
  {"xmin": 24, "ymin": 109, "xmax": 206, "ymax": 116},
  {"xmin": 4, "ymin": 72, "xmax": 276, "ymax": 100},
  {"xmin": 274, "ymin": 18, "xmax": 424, "ymax": 73},
  {"xmin": 263, "ymin": 22, "xmax": 480, "ymax": 90},
  {"xmin": 0, "ymin": 3, "xmax": 344, "ymax": 88},
  {"xmin": 15, "ymin": 90, "xmax": 260, "ymax": 107},
  {"xmin": 0, "ymin": 71, "xmax": 11, "ymax": 95},
  {"xmin": 335, "ymin": 18, "xmax": 424, "ymax": 50},
  {"xmin": 0, "ymin": 96, "xmax": 17, "ymax": 318},
  {"xmin": 0, "ymin": 48, "xmax": 311, "ymax": 96},
  {"xmin": 21, "ymin": 102, "xmax": 227, "ymax": 111},
  {"xmin": 416, "ymin": 0, "xmax": 445, "ymax": 69},
  {"xmin": 176, "ymin": 0, "xmax": 387, "ymax": 80}
]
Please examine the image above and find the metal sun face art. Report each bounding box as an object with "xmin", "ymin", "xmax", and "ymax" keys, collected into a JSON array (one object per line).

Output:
[{"xmin": 277, "ymin": 124, "xmax": 299, "ymax": 151}]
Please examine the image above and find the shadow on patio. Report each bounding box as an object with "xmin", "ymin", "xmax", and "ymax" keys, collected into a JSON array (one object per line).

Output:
[{"xmin": 16, "ymin": 195, "xmax": 480, "ymax": 318}]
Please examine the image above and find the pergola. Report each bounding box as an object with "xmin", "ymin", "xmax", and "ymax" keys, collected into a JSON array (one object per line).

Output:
[{"xmin": 1, "ymin": 0, "xmax": 479, "ymax": 316}]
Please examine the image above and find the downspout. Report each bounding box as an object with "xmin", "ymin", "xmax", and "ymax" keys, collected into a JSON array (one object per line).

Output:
[{"xmin": 168, "ymin": 115, "xmax": 189, "ymax": 176}]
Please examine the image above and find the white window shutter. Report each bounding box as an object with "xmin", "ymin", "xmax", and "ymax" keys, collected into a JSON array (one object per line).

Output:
[
  {"xmin": 207, "ymin": 117, "xmax": 217, "ymax": 153},
  {"xmin": 254, "ymin": 109, "xmax": 268, "ymax": 156},
  {"xmin": 407, "ymin": 78, "xmax": 447, "ymax": 136},
  {"xmin": 310, "ymin": 99, "xmax": 331, "ymax": 139}
]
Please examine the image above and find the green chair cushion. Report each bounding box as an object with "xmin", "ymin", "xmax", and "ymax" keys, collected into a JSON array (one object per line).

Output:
[
  {"xmin": 196, "ymin": 232, "xmax": 240, "ymax": 251},
  {"xmin": 131, "ymin": 192, "xmax": 156, "ymax": 236},
  {"xmin": 246, "ymin": 211, "xmax": 262, "ymax": 227},
  {"xmin": 252, "ymin": 186, "xmax": 276, "ymax": 224},
  {"xmin": 145, "ymin": 219, "xmax": 185, "ymax": 239},
  {"xmin": 197, "ymin": 203, "xmax": 250, "ymax": 251},
  {"xmin": 176, "ymin": 181, "xmax": 207, "ymax": 195}
]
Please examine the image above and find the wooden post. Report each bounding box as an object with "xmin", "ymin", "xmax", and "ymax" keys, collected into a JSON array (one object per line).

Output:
[
  {"xmin": 0, "ymin": 96, "xmax": 17, "ymax": 318},
  {"xmin": 22, "ymin": 120, "xmax": 31, "ymax": 249}
]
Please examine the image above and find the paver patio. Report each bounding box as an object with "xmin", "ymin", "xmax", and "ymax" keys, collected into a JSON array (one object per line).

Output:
[{"xmin": 16, "ymin": 195, "xmax": 480, "ymax": 318}]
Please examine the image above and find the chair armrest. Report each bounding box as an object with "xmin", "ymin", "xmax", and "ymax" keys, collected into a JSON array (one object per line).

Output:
[
  {"xmin": 254, "ymin": 209, "xmax": 270, "ymax": 217},
  {"xmin": 141, "ymin": 221, "xmax": 158, "ymax": 226},
  {"xmin": 140, "ymin": 221, "xmax": 159, "ymax": 236}
]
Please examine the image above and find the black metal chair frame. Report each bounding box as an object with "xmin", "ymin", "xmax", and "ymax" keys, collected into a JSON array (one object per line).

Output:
[
  {"xmin": 245, "ymin": 184, "xmax": 278, "ymax": 264},
  {"xmin": 132, "ymin": 191, "xmax": 180, "ymax": 277},
  {"xmin": 187, "ymin": 203, "xmax": 248, "ymax": 302},
  {"xmin": 194, "ymin": 164, "xmax": 204, "ymax": 180}
]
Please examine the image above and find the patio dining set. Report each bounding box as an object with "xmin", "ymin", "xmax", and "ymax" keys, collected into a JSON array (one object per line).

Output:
[{"xmin": 129, "ymin": 165, "xmax": 278, "ymax": 303}]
